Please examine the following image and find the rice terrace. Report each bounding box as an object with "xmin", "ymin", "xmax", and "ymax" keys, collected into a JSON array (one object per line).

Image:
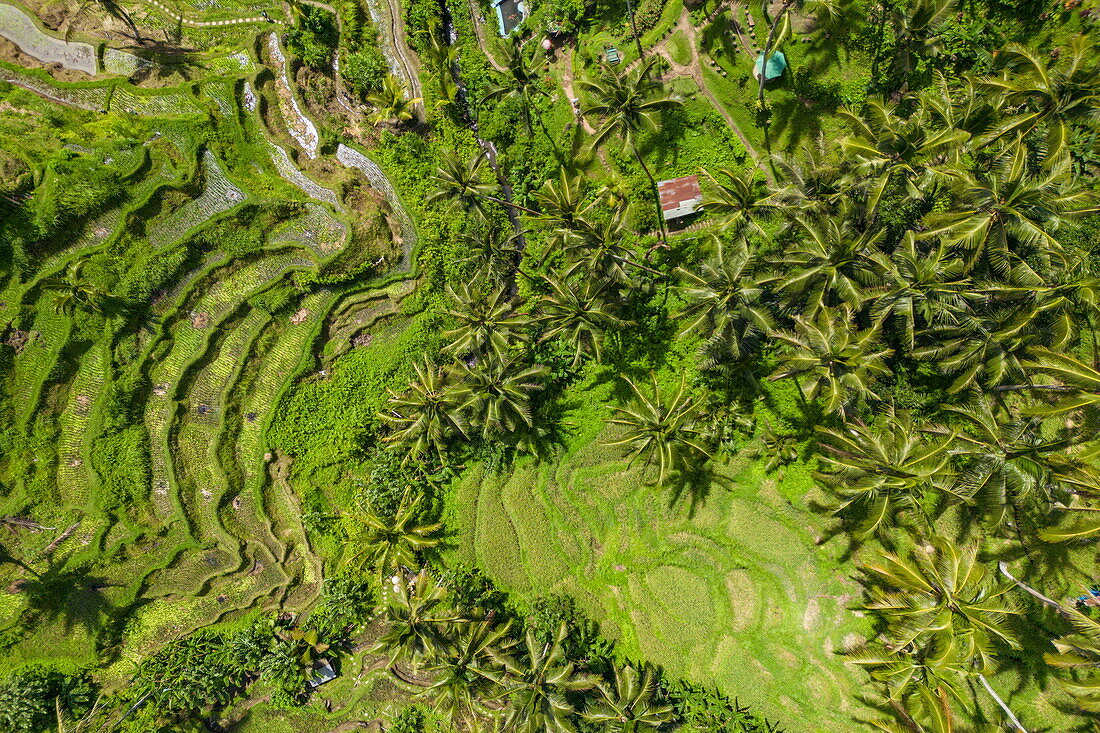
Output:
[{"xmin": 0, "ymin": 0, "xmax": 1098, "ymax": 728}]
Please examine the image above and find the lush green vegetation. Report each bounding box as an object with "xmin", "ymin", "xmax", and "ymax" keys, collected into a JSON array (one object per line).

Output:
[{"xmin": 0, "ymin": 0, "xmax": 1098, "ymax": 729}]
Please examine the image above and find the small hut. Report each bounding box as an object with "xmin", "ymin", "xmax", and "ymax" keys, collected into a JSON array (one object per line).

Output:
[
  {"xmin": 658, "ymin": 175, "xmax": 702, "ymax": 220},
  {"xmin": 753, "ymin": 51, "xmax": 787, "ymax": 81}
]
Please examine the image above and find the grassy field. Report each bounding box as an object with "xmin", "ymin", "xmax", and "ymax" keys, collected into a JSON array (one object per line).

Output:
[{"xmin": 445, "ymin": 388, "xmax": 873, "ymax": 730}]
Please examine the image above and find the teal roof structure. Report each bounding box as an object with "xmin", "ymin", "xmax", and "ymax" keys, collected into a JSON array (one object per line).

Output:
[{"xmin": 754, "ymin": 51, "xmax": 787, "ymax": 81}]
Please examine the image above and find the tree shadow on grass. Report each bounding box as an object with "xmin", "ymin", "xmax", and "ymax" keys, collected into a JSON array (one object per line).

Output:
[
  {"xmin": 18, "ymin": 562, "xmax": 114, "ymax": 636},
  {"xmin": 665, "ymin": 461, "xmax": 735, "ymax": 518}
]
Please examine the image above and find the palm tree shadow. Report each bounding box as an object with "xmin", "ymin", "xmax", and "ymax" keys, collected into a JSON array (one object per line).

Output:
[
  {"xmin": 19, "ymin": 562, "xmax": 114, "ymax": 635},
  {"xmin": 666, "ymin": 462, "xmax": 734, "ymax": 518}
]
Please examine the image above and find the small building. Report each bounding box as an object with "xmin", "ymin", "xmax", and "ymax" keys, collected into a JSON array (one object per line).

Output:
[
  {"xmin": 658, "ymin": 175, "xmax": 702, "ymax": 220},
  {"xmin": 753, "ymin": 51, "xmax": 787, "ymax": 81},
  {"xmin": 308, "ymin": 659, "xmax": 337, "ymax": 688},
  {"xmin": 605, "ymin": 47, "xmax": 621, "ymax": 65},
  {"xmin": 492, "ymin": 0, "xmax": 527, "ymax": 36}
]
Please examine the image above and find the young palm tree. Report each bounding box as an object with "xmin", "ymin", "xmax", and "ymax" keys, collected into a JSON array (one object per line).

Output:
[
  {"xmin": 344, "ymin": 490, "xmax": 441, "ymax": 576},
  {"xmin": 769, "ymin": 310, "xmax": 893, "ymax": 419},
  {"xmin": 534, "ymin": 277, "xmax": 624, "ymax": 367},
  {"xmin": 921, "ymin": 142, "xmax": 1097, "ymax": 277},
  {"xmin": 367, "ymin": 74, "xmax": 421, "ymax": 126},
  {"xmin": 838, "ymin": 96, "xmax": 967, "ymax": 214},
  {"xmin": 774, "ymin": 211, "xmax": 886, "ymax": 315},
  {"xmin": 675, "ymin": 237, "xmax": 774, "ymax": 367},
  {"xmin": 482, "ymin": 38, "xmax": 548, "ymax": 133},
  {"xmin": 381, "ymin": 357, "xmax": 466, "ymax": 459},
  {"xmin": 451, "ymin": 358, "xmax": 548, "ymax": 441},
  {"xmin": 41, "ymin": 261, "xmax": 109, "ymax": 317},
  {"xmin": 814, "ymin": 411, "xmax": 959, "ymax": 539},
  {"xmin": 579, "ymin": 58, "xmax": 681, "ymax": 241},
  {"xmin": 698, "ymin": 167, "xmax": 782, "ymax": 236},
  {"xmin": 981, "ymin": 37, "xmax": 1100, "ymax": 150},
  {"xmin": 487, "ymin": 623, "xmax": 597, "ymax": 733},
  {"xmin": 443, "ymin": 282, "xmax": 524, "ymax": 362},
  {"xmin": 425, "ymin": 617, "xmax": 514, "ymax": 719},
  {"xmin": 860, "ymin": 537, "xmax": 1027, "ymax": 731},
  {"xmin": 583, "ymin": 664, "xmax": 674, "ymax": 732},
  {"xmin": 607, "ymin": 377, "xmax": 711, "ymax": 486},
  {"xmin": 372, "ymin": 570, "xmax": 461, "ymax": 670}
]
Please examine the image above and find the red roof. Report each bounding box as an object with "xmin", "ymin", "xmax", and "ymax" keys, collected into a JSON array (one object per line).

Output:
[{"xmin": 657, "ymin": 175, "xmax": 701, "ymax": 212}]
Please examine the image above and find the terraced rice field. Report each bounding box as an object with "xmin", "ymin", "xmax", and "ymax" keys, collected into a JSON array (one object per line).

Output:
[
  {"xmin": 0, "ymin": 65, "xmax": 417, "ymax": 678},
  {"xmin": 448, "ymin": 412, "xmax": 872, "ymax": 731}
]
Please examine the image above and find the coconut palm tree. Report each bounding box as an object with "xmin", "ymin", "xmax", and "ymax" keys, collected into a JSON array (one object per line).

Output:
[
  {"xmin": 1044, "ymin": 605, "xmax": 1100, "ymax": 713},
  {"xmin": 1022, "ymin": 347, "xmax": 1100, "ymax": 415},
  {"xmin": 675, "ymin": 236, "xmax": 774, "ymax": 368},
  {"xmin": 770, "ymin": 134, "xmax": 857, "ymax": 215},
  {"xmin": 981, "ymin": 37, "xmax": 1100, "ymax": 151},
  {"xmin": 814, "ymin": 411, "xmax": 960, "ymax": 539},
  {"xmin": 847, "ymin": 644, "xmax": 969, "ymax": 727},
  {"xmin": 888, "ymin": 0, "xmax": 958, "ymax": 88},
  {"xmin": 838, "ymin": 96, "xmax": 967, "ymax": 214},
  {"xmin": 769, "ymin": 310, "xmax": 893, "ymax": 419},
  {"xmin": 381, "ymin": 357, "xmax": 466, "ymax": 459},
  {"xmin": 774, "ymin": 211, "xmax": 886, "ymax": 315},
  {"xmin": 451, "ymin": 358, "xmax": 548, "ymax": 441},
  {"xmin": 551, "ymin": 212, "xmax": 663, "ymax": 282},
  {"xmin": 443, "ymin": 282, "xmax": 524, "ymax": 362},
  {"xmin": 607, "ymin": 376, "xmax": 711, "ymax": 486},
  {"xmin": 930, "ymin": 398, "xmax": 1100, "ymax": 531},
  {"xmin": 859, "ymin": 537, "xmax": 1027, "ymax": 731},
  {"xmin": 911, "ymin": 304, "xmax": 1042, "ymax": 394},
  {"xmin": 579, "ymin": 58, "xmax": 681, "ymax": 242},
  {"xmin": 428, "ymin": 149, "xmax": 539, "ymax": 222},
  {"xmin": 482, "ymin": 38, "xmax": 548, "ymax": 133},
  {"xmin": 583, "ymin": 664, "xmax": 674, "ymax": 732},
  {"xmin": 367, "ymin": 74, "xmax": 421, "ymax": 126},
  {"xmin": 487, "ymin": 623, "xmax": 597, "ymax": 733},
  {"xmin": 457, "ymin": 227, "xmax": 525, "ymax": 283},
  {"xmin": 870, "ymin": 234, "xmax": 974, "ymax": 353},
  {"xmin": 698, "ymin": 167, "xmax": 783, "ymax": 236},
  {"xmin": 534, "ymin": 277, "xmax": 624, "ymax": 367},
  {"xmin": 425, "ymin": 617, "xmax": 514, "ymax": 719},
  {"xmin": 921, "ymin": 142, "xmax": 1098, "ymax": 277},
  {"xmin": 535, "ymin": 169, "xmax": 594, "ymax": 232},
  {"xmin": 344, "ymin": 489, "xmax": 441, "ymax": 576},
  {"xmin": 372, "ymin": 570, "xmax": 461, "ymax": 670}
]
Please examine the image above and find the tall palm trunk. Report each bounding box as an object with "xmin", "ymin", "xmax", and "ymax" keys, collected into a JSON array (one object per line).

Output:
[
  {"xmin": 998, "ymin": 562, "xmax": 1073, "ymax": 619},
  {"xmin": 976, "ymin": 673, "xmax": 1028, "ymax": 733},
  {"xmin": 625, "ymin": 0, "xmax": 645, "ymax": 60},
  {"xmin": 630, "ymin": 142, "xmax": 668, "ymax": 245}
]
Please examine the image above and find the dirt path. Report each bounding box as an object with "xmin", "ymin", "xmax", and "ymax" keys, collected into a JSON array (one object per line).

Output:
[
  {"xmin": 560, "ymin": 45, "xmax": 594, "ymax": 134},
  {"xmin": 643, "ymin": 7, "xmax": 771, "ymax": 181},
  {"xmin": 468, "ymin": 0, "xmax": 506, "ymax": 73},
  {"xmin": 139, "ymin": 0, "xmax": 269, "ymax": 27}
]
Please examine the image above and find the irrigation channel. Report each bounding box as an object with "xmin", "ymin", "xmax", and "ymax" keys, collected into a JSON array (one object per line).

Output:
[{"xmin": 0, "ymin": 1, "xmax": 422, "ymax": 676}]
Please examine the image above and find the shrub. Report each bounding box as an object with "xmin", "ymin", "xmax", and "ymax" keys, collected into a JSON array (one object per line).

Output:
[
  {"xmin": 389, "ymin": 704, "xmax": 427, "ymax": 733},
  {"xmin": 286, "ymin": 6, "xmax": 339, "ymax": 70},
  {"xmin": 0, "ymin": 666, "xmax": 95, "ymax": 733},
  {"xmin": 342, "ymin": 48, "xmax": 390, "ymax": 97}
]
